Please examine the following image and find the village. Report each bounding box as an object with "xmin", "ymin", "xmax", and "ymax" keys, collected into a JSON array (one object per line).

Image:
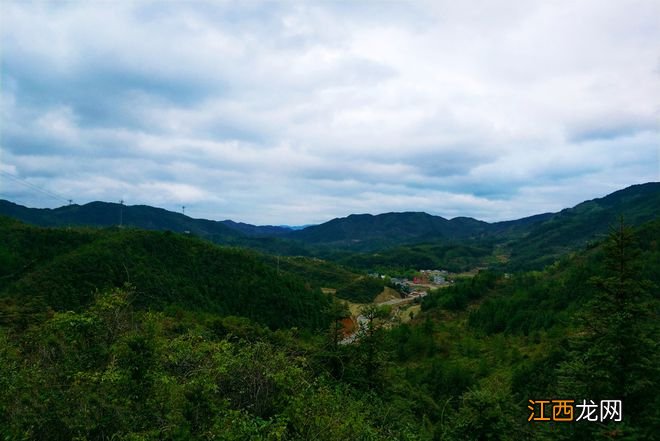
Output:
[
  {"xmin": 340, "ymin": 268, "xmax": 455, "ymax": 344},
  {"xmin": 370, "ymin": 268, "xmax": 452, "ymax": 299}
]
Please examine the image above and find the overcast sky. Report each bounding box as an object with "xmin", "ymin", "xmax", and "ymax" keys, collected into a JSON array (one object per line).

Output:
[{"xmin": 1, "ymin": 1, "xmax": 658, "ymax": 225}]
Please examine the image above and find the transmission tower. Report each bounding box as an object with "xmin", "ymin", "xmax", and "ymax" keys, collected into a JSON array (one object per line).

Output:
[{"xmin": 119, "ymin": 199, "xmax": 124, "ymax": 227}]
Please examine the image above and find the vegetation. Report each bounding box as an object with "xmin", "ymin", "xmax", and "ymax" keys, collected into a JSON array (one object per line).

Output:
[
  {"xmin": 334, "ymin": 241, "xmax": 494, "ymax": 274},
  {"xmin": 0, "ymin": 288, "xmax": 423, "ymax": 440},
  {"xmin": 260, "ymin": 255, "xmax": 361, "ymax": 292},
  {"xmin": 0, "ymin": 196, "xmax": 659, "ymax": 439},
  {"xmin": 422, "ymin": 270, "xmax": 501, "ymax": 312},
  {"xmin": 334, "ymin": 277, "xmax": 387, "ymax": 303},
  {"xmin": 0, "ymin": 218, "xmax": 332, "ymax": 331},
  {"xmin": 392, "ymin": 219, "xmax": 659, "ymax": 440},
  {"xmin": 505, "ymin": 183, "xmax": 660, "ymax": 270},
  {"xmin": 556, "ymin": 219, "xmax": 659, "ymax": 439},
  {"xmin": 4, "ymin": 183, "xmax": 658, "ymax": 273},
  {"xmin": 289, "ymin": 212, "xmax": 490, "ymax": 250}
]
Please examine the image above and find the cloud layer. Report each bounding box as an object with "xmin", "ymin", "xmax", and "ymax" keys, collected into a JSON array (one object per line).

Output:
[{"xmin": 1, "ymin": 1, "xmax": 658, "ymax": 224}]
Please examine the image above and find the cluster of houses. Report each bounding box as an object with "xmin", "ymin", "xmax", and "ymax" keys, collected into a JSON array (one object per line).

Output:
[
  {"xmin": 387, "ymin": 269, "xmax": 449, "ymax": 288},
  {"xmin": 415, "ymin": 269, "xmax": 449, "ymax": 285},
  {"xmin": 378, "ymin": 269, "xmax": 451, "ymax": 299}
]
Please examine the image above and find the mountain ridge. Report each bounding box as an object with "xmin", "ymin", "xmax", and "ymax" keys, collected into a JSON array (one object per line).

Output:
[{"xmin": 1, "ymin": 182, "xmax": 658, "ymax": 268}]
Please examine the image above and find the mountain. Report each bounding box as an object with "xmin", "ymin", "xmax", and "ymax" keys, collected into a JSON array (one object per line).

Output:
[
  {"xmin": 288, "ymin": 212, "xmax": 491, "ymax": 250},
  {"xmin": 489, "ymin": 212, "xmax": 555, "ymax": 234},
  {"xmin": 0, "ymin": 216, "xmax": 331, "ymax": 330},
  {"xmin": 2, "ymin": 182, "xmax": 658, "ymax": 270},
  {"xmin": 288, "ymin": 183, "xmax": 659, "ymax": 261},
  {"xmin": 506, "ymin": 182, "xmax": 660, "ymax": 269},
  {"xmin": 1, "ymin": 195, "xmax": 658, "ymax": 440},
  {"xmin": 0, "ymin": 201, "xmax": 498, "ymax": 250},
  {"xmin": 220, "ymin": 219, "xmax": 292, "ymax": 236},
  {"xmin": 0, "ymin": 200, "xmax": 244, "ymax": 239}
]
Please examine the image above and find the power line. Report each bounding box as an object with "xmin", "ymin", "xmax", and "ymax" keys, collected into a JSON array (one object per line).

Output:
[
  {"xmin": 0, "ymin": 170, "xmax": 71, "ymax": 205},
  {"xmin": 0, "ymin": 194, "xmax": 31, "ymax": 206}
]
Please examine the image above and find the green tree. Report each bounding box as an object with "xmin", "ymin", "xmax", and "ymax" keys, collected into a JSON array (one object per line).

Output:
[
  {"xmin": 356, "ymin": 304, "xmax": 390, "ymax": 389},
  {"xmin": 323, "ymin": 299, "xmax": 350, "ymax": 379},
  {"xmin": 442, "ymin": 377, "xmax": 522, "ymax": 441},
  {"xmin": 557, "ymin": 218, "xmax": 659, "ymax": 439}
]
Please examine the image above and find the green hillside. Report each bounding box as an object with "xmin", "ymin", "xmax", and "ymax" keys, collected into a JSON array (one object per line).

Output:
[
  {"xmin": 404, "ymin": 219, "xmax": 660, "ymax": 439},
  {"xmin": 334, "ymin": 240, "xmax": 495, "ymax": 273},
  {"xmin": 289, "ymin": 211, "xmax": 491, "ymax": 250},
  {"xmin": 261, "ymin": 255, "xmax": 361, "ymax": 290},
  {"xmin": 2, "ymin": 183, "xmax": 658, "ymax": 273},
  {"xmin": 0, "ymin": 200, "xmax": 243, "ymax": 240},
  {"xmin": 506, "ymin": 182, "xmax": 660, "ymax": 269},
  {"xmin": 0, "ymin": 217, "xmax": 331, "ymax": 330},
  {"xmin": 0, "ymin": 216, "xmax": 658, "ymax": 439}
]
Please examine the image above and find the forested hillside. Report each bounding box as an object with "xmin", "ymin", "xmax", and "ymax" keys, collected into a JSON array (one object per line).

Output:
[
  {"xmin": 1, "ymin": 217, "xmax": 657, "ymax": 439},
  {"xmin": 0, "ymin": 194, "xmax": 659, "ymax": 439},
  {"xmin": 333, "ymin": 240, "xmax": 495, "ymax": 273},
  {"xmin": 1, "ymin": 0, "xmax": 656, "ymax": 438},
  {"xmin": 3, "ymin": 182, "xmax": 658, "ymax": 272},
  {"xmin": 0, "ymin": 200, "xmax": 243, "ymax": 239},
  {"xmin": 0, "ymin": 217, "xmax": 331, "ymax": 330},
  {"xmin": 414, "ymin": 219, "xmax": 659, "ymax": 439},
  {"xmin": 505, "ymin": 183, "xmax": 660, "ymax": 269},
  {"xmin": 289, "ymin": 212, "xmax": 491, "ymax": 249}
]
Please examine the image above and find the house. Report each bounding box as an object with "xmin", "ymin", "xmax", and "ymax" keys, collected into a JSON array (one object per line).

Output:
[
  {"xmin": 432, "ymin": 275, "xmax": 445, "ymax": 284},
  {"xmin": 413, "ymin": 275, "xmax": 429, "ymax": 284}
]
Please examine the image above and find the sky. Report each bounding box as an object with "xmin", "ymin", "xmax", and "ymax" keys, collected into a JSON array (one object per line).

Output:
[{"xmin": 1, "ymin": 1, "xmax": 659, "ymax": 225}]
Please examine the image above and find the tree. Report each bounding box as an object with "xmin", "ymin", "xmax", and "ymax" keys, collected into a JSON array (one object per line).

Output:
[
  {"xmin": 357, "ymin": 304, "xmax": 390, "ymax": 389},
  {"xmin": 557, "ymin": 218, "xmax": 659, "ymax": 439},
  {"xmin": 442, "ymin": 376, "xmax": 522, "ymax": 441},
  {"xmin": 328, "ymin": 300, "xmax": 350, "ymax": 350},
  {"xmin": 324, "ymin": 299, "xmax": 350, "ymax": 379}
]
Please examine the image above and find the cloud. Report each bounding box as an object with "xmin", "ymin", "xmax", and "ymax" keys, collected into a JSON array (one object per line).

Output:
[{"xmin": 1, "ymin": 0, "xmax": 658, "ymax": 225}]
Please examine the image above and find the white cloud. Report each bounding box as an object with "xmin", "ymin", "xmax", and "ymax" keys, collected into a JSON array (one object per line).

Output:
[{"xmin": 1, "ymin": 0, "xmax": 658, "ymax": 225}]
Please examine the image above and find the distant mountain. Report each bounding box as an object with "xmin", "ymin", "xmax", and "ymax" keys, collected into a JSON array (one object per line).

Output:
[
  {"xmin": 1, "ymin": 182, "xmax": 658, "ymax": 270},
  {"xmin": 287, "ymin": 183, "xmax": 659, "ymax": 252},
  {"xmin": 0, "ymin": 199, "xmax": 297, "ymax": 239},
  {"xmin": 288, "ymin": 212, "xmax": 491, "ymax": 250},
  {"xmin": 505, "ymin": 182, "xmax": 660, "ymax": 269},
  {"xmin": 489, "ymin": 212, "xmax": 556, "ymax": 234},
  {"xmin": 282, "ymin": 224, "xmax": 316, "ymax": 231},
  {"xmin": 220, "ymin": 219, "xmax": 292, "ymax": 236},
  {"xmin": 0, "ymin": 200, "xmax": 252, "ymax": 240}
]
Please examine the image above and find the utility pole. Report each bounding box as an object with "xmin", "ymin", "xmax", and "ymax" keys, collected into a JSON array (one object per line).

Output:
[{"xmin": 119, "ymin": 199, "xmax": 124, "ymax": 227}]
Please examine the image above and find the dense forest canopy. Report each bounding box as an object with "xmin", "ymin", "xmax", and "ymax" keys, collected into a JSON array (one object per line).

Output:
[
  {"xmin": 0, "ymin": 195, "xmax": 658, "ymax": 439},
  {"xmin": 0, "ymin": 217, "xmax": 333, "ymax": 331}
]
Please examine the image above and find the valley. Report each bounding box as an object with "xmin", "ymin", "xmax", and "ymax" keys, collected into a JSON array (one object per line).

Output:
[
  {"xmin": 3, "ymin": 2, "xmax": 657, "ymax": 438},
  {"xmin": 0, "ymin": 183, "xmax": 658, "ymax": 440}
]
